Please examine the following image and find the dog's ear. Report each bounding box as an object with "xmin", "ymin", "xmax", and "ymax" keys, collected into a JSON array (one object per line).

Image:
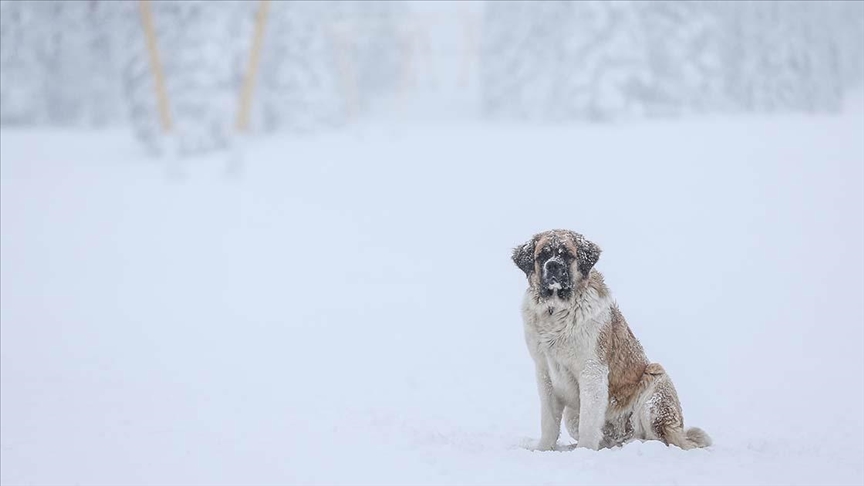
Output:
[
  {"xmin": 570, "ymin": 231, "xmax": 601, "ymax": 277},
  {"xmin": 512, "ymin": 237, "xmax": 536, "ymax": 277}
]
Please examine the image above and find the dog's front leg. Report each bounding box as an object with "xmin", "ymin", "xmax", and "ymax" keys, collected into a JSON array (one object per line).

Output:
[
  {"xmin": 576, "ymin": 361, "xmax": 609, "ymax": 450},
  {"xmin": 535, "ymin": 363, "xmax": 564, "ymax": 451}
]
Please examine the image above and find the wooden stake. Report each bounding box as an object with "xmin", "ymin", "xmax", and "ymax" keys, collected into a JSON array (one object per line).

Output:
[
  {"xmin": 138, "ymin": 0, "xmax": 172, "ymax": 133},
  {"xmin": 236, "ymin": 0, "xmax": 271, "ymax": 132}
]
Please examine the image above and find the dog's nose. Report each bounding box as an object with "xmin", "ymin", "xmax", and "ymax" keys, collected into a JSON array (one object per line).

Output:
[{"xmin": 545, "ymin": 260, "xmax": 563, "ymax": 277}]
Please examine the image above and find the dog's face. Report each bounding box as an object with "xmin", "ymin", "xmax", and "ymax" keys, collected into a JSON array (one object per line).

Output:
[{"xmin": 512, "ymin": 229, "xmax": 601, "ymax": 300}]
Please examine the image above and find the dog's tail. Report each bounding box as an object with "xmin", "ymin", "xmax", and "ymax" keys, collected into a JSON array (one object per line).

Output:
[
  {"xmin": 666, "ymin": 426, "xmax": 713, "ymax": 450},
  {"xmin": 684, "ymin": 426, "xmax": 712, "ymax": 448}
]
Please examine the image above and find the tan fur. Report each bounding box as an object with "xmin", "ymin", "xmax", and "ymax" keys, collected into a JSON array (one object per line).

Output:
[
  {"xmin": 599, "ymin": 305, "xmax": 650, "ymax": 414},
  {"xmin": 576, "ymin": 269, "xmax": 609, "ymax": 299}
]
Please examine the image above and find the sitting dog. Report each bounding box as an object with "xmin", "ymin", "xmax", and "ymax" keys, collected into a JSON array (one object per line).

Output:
[{"xmin": 512, "ymin": 229, "xmax": 711, "ymax": 451}]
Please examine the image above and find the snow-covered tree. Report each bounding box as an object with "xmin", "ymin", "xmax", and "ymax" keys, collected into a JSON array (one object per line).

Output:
[
  {"xmin": 2, "ymin": 0, "xmax": 863, "ymax": 135},
  {"xmin": 162, "ymin": 1, "xmax": 239, "ymax": 155},
  {"xmin": 832, "ymin": 1, "xmax": 864, "ymax": 91},
  {"xmin": 1, "ymin": 1, "xmax": 89, "ymax": 126},
  {"xmin": 84, "ymin": 0, "xmax": 126, "ymax": 127},
  {"xmin": 0, "ymin": 0, "xmax": 43, "ymax": 124},
  {"xmin": 2, "ymin": 1, "xmax": 126, "ymax": 127},
  {"xmin": 550, "ymin": 1, "xmax": 650, "ymax": 121},
  {"xmin": 256, "ymin": 1, "xmax": 345, "ymax": 133},
  {"xmin": 120, "ymin": 1, "xmax": 248, "ymax": 156},
  {"xmin": 635, "ymin": 1, "xmax": 727, "ymax": 117},
  {"xmin": 479, "ymin": 0, "xmax": 561, "ymax": 120},
  {"xmin": 724, "ymin": 1, "xmax": 843, "ymax": 114},
  {"xmin": 331, "ymin": 1, "xmax": 405, "ymax": 115},
  {"xmin": 37, "ymin": 1, "xmax": 93, "ymax": 126},
  {"xmin": 481, "ymin": 0, "xmax": 864, "ymax": 121},
  {"xmin": 255, "ymin": 0, "xmax": 404, "ymax": 133},
  {"xmin": 481, "ymin": 1, "xmax": 652, "ymax": 122}
]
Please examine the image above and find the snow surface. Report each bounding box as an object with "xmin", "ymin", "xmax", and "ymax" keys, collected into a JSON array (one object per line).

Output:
[{"xmin": 2, "ymin": 110, "xmax": 863, "ymax": 485}]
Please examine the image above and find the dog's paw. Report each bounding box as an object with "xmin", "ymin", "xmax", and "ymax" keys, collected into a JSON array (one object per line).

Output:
[
  {"xmin": 518, "ymin": 437, "xmax": 578, "ymax": 452},
  {"xmin": 535, "ymin": 441, "xmax": 557, "ymax": 452},
  {"xmin": 517, "ymin": 438, "xmax": 554, "ymax": 452},
  {"xmin": 575, "ymin": 437, "xmax": 602, "ymax": 451}
]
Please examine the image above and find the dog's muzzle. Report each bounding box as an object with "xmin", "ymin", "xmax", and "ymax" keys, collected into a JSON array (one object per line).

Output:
[{"xmin": 542, "ymin": 259, "xmax": 569, "ymax": 290}]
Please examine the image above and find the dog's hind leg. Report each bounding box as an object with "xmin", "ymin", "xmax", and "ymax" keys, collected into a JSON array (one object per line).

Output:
[
  {"xmin": 563, "ymin": 406, "xmax": 580, "ymax": 441},
  {"xmin": 636, "ymin": 364, "xmax": 712, "ymax": 450}
]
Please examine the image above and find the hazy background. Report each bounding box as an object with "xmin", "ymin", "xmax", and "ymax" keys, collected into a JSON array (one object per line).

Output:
[
  {"xmin": 2, "ymin": 2, "xmax": 864, "ymax": 485},
  {"xmin": 1, "ymin": 1, "xmax": 863, "ymax": 144}
]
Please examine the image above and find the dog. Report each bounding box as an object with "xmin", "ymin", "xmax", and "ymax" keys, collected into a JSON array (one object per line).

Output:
[{"xmin": 512, "ymin": 229, "xmax": 711, "ymax": 451}]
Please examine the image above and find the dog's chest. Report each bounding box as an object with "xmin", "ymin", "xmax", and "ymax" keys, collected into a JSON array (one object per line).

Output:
[{"xmin": 529, "ymin": 307, "xmax": 600, "ymax": 375}]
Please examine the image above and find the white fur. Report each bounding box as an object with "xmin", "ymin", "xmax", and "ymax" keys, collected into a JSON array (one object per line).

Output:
[{"xmin": 522, "ymin": 285, "xmax": 613, "ymax": 451}]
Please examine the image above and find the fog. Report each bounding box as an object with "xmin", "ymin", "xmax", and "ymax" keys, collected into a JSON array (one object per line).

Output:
[
  {"xmin": 2, "ymin": 1, "xmax": 863, "ymax": 141},
  {"xmin": 2, "ymin": 2, "xmax": 863, "ymax": 485}
]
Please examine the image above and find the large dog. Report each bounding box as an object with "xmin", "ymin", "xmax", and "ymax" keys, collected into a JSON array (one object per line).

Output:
[{"xmin": 512, "ymin": 229, "xmax": 711, "ymax": 451}]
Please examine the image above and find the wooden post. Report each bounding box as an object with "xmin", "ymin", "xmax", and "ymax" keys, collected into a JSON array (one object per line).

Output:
[
  {"xmin": 138, "ymin": 0, "xmax": 172, "ymax": 133},
  {"xmin": 236, "ymin": 0, "xmax": 271, "ymax": 133}
]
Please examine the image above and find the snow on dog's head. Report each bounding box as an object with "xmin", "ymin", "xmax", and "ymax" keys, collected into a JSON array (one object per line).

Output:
[{"xmin": 511, "ymin": 229, "xmax": 602, "ymax": 301}]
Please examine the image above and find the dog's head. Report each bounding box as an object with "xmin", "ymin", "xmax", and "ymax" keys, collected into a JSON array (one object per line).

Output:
[{"xmin": 512, "ymin": 229, "xmax": 601, "ymax": 300}]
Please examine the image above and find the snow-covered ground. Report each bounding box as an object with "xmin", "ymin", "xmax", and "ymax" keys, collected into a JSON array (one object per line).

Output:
[{"xmin": 2, "ymin": 108, "xmax": 863, "ymax": 485}]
